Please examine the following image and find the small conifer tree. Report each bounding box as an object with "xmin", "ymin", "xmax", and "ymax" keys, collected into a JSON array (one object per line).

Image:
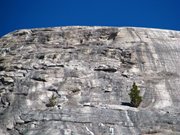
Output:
[
  {"xmin": 129, "ymin": 82, "xmax": 142, "ymax": 107},
  {"xmin": 46, "ymin": 94, "xmax": 57, "ymax": 107}
]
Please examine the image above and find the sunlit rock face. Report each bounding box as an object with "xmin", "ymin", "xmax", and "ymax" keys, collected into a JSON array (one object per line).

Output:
[{"xmin": 0, "ymin": 26, "xmax": 180, "ymax": 135}]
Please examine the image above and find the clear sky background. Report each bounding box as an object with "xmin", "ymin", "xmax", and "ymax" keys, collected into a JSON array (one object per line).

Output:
[{"xmin": 0, "ymin": 0, "xmax": 180, "ymax": 37}]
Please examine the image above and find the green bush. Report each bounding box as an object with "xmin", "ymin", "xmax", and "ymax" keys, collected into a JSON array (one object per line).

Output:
[
  {"xmin": 46, "ymin": 94, "xmax": 57, "ymax": 107},
  {"xmin": 129, "ymin": 82, "xmax": 142, "ymax": 107}
]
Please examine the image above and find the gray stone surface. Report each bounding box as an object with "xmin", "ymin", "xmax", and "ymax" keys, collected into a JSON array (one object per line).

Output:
[{"xmin": 0, "ymin": 26, "xmax": 180, "ymax": 135}]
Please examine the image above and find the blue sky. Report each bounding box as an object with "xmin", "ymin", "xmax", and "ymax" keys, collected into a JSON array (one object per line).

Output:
[{"xmin": 0, "ymin": 0, "xmax": 180, "ymax": 37}]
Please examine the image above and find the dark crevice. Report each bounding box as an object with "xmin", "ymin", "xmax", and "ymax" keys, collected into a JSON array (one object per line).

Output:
[
  {"xmin": 123, "ymin": 61, "xmax": 136, "ymax": 65},
  {"xmin": 121, "ymin": 74, "xmax": 128, "ymax": 78},
  {"xmin": 46, "ymin": 64, "xmax": 64, "ymax": 68},
  {"xmin": 63, "ymin": 46, "xmax": 75, "ymax": 49},
  {"xmin": 36, "ymin": 54, "xmax": 45, "ymax": 59},
  {"xmin": 108, "ymin": 32, "xmax": 118, "ymax": 40},
  {"xmin": 0, "ymin": 65, "xmax": 5, "ymax": 71},
  {"xmin": 104, "ymin": 90, "xmax": 111, "ymax": 93},
  {"xmin": 121, "ymin": 102, "xmax": 133, "ymax": 107},
  {"xmin": 47, "ymin": 87, "xmax": 61, "ymax": 97},
  {"xmin": 94, "ymin": 68, "xmax": 117, "ymax": 73},
  {"xmin": 14, "ymin": 93, "xmax": 28, "ymax": 96},
  {"xmin": 0, "ymin": 57, "xmax": 5, "ymax": 63},
  {"xmin": 23, "ymin": 121, "xmax": 32, "ymax": 124},
  {"xmin": 31, "ymin": 77, "xmax": 46, "ymax": 82},
  {"xmin": 71, "ymin": 89, "xmax": 80, "ymax": 94},
  {"xmin": 0, "ymin": 77, "xmax": 14, "ymax": 85}
]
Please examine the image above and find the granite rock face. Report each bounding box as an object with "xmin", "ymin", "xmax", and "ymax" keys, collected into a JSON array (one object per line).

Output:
[{"xmin": 0, "ymin": 26, "xmax": 180, "ymax": 135}]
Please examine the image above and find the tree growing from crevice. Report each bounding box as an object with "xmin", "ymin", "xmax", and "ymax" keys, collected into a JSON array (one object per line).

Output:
[
  {"xmin": 129, "ymin": 82, "xmax": 142, "ymax": 107},
  {"xmin": 46, "ymin": 94, "xmax": 57, "ymax": 107}
]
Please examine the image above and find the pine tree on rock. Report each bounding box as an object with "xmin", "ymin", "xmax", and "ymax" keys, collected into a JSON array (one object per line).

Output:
[{"xmin": 129, "ymin": 82, "xmax": 142, "ymax": 107}]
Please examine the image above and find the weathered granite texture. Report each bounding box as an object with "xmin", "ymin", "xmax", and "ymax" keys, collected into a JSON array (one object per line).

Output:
[{"xmin": 0, "ymin": 26, "xmax": 180, "ymax": 135}]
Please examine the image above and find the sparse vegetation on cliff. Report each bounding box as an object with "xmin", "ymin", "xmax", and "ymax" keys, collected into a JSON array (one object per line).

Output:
[
  {"xmin": 46, "ymin": 94, "xmax": 57, "ymax": 107},
  {"xmin": 129, "ymin": 82, "xmax": 142, "ymax": 107}
]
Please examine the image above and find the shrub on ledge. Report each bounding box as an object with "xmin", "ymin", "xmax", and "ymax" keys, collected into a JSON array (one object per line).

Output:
[{"xmin": 129, "ymin": 82, "xmax": 142, "ymax": 107}]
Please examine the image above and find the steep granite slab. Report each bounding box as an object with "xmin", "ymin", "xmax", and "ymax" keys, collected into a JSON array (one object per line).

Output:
[{"xmin": 0, "ymin": 26, "xmax": 180, "ymax": 135}]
